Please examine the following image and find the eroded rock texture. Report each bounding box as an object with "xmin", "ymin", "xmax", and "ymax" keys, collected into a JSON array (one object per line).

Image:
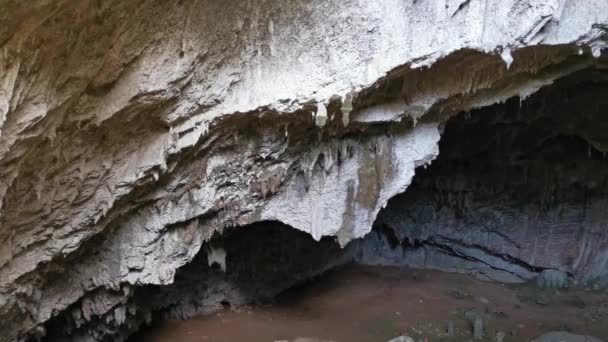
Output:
[
  {"xmin": 42, "ymin": 221, "xmax": 350, "ymax": 341},
  {"xmin": 359, "ymin": 68, "xmax": 608, "ymax": 285},
  {"xmin": 0, "ymin": 0, "xmax": 607, "ymax": 341}
]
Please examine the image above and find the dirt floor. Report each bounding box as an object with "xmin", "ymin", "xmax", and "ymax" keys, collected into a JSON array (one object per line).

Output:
[{"xmin": 132, "ymin": 265, "xmax": 608, "ymax": 342}]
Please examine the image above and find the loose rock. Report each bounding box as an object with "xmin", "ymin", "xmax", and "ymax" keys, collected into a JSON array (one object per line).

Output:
[{"xmin": 535, "ymin": 331, "xmax": 604, "ymax": 342}]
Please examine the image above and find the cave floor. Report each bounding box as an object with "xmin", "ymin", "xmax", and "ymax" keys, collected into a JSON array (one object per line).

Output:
[{"xmin": 134, "ymin": 265, "xmax": 608, "ymax": 342}]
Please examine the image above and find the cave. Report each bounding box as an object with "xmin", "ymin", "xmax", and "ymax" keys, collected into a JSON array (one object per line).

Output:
[
  {"xmin": 42, "ymin": 221, "xmax": 349, "ymax": 341},
  {"xmin": 35, "ymin": 63, "xmax": 608, "ymax": 342},
  {"xmin": 2, "ymin": 2, "xmax": 608, "ymax": 342},
  {"xmin": 357, "ymin": 66, "xmax": 608, "ymax": 287}
]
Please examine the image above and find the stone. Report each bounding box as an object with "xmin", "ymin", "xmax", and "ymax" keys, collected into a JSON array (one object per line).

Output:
[
  {"xmin": 387, "ymin": 336, "xmax": 415, "ymax": 342},
  {"xmin": 495, "ymin": 331, "xmax": 507, "ymax": 342},
  {"xmin": 473, "ymin": 317, "xmax": 484, "ymax": 340},
  {"xmin": 536, "ymin": 270, "xmax": 569, "ymax": 289},
  {"xmin": 535, "ymin": 331, "xmax": 604, "ymax": 342},
  {"xmin": 206, "ymin": 247, "xmax": 227, "ymax": 272},
  {"xmin": 464, "ymin": 310, "xmax": 482, "ymax": 321},
  {"xmin": 447, "ymin": 320, "xmax": 455, "ymax": 337},
  {"xmin": 535, "ymin": 295, "xmax": 551, "ymax": 306}
]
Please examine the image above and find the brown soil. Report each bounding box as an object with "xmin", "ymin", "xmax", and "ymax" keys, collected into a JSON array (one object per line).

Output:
[{"xmin": 133, "ymin": 265, "xmax": 608, "ymax": 342}]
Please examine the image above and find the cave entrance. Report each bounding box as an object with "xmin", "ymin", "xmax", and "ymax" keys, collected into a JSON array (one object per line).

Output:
[
  {"xmin": 127, "ymin": 66, "xmax": 608, "ymax": 341},
  {"xmin": 362, "ymin": 66, "xmax": 608, "ymax": 287},
  {"xmin": 43, "ymin": 221, "xmax": 348, "ymax": 342},
  {"xmin": 41, "ymin": 64, "xmax": 608, "ymax": 342}
]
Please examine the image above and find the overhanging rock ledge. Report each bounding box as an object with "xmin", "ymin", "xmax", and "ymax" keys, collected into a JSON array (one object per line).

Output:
[{"xmin": 0, "ymin": 1, "xmax": 607, "ymax": 341}]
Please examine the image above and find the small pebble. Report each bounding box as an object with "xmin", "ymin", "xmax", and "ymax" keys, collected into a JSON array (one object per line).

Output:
[{"xmin": 536, "ymin": 296, "xmax": 550, "ymax": 306}]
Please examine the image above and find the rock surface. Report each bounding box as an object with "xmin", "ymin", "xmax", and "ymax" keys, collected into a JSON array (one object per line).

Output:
[
  {"xmin": 356, "ymin": 69, "xmax": 608, "ymax": 285},
  {"xmin": 0, "ymin": 1, "xmax": 607, "ymax": 341},
  {"xmin": 537, "ymin": 269, "xmax": 569, "ymax": 289},
  {"xmin": 387, "ymin": 336, "xmax": 415, "ymax": 342},
  {"xmin": 536, "ymin": 331, "xmax": 604, "ymax": 342}
]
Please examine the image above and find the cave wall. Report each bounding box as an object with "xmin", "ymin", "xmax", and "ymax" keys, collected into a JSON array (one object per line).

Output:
[
  {"xmin": 42, "ymin": 221, "xmax": 350, "ymax": 342},
  {"xmin": 359, "ymin": 68, "xmax": 608, "ymax": 284},
  {"xmin": 0, "ymin": 1, "xmax": 607, "ymax": 341}
]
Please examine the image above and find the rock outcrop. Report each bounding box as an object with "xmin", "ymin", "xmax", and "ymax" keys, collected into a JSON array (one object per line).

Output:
[{"xmin": 0, "ymin": 1, "xmax": 607, "ymax": 341}]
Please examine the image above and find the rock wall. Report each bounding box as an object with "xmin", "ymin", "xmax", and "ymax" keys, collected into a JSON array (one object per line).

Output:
[
  {"xmin": 0, "ymin": 1, "xmax": 607, "ymax": 341},
  {"xmin": 43, "ymin": 221, "xmax": 350, "ymax": 341},
  {"xmin": 358, "ymin": 67, "xmax": 608, "ymax": 284}
]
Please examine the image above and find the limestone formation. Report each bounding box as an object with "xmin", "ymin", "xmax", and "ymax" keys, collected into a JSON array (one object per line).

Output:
[
  {"xmin": 0, "ymin": 1, "xmax": 607, "ymax": 341},
  {"xmin": 356, "ymin": 71, "xmax": 608, "ymax": 285}
]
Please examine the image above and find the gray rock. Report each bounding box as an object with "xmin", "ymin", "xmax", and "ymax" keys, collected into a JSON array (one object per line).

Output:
[
  {"xmin": 495, "ymin": 331, "xmax": 507, "ymax": 342},
  {"xmin": 536, "ymin": 331, "xmax": 604, "ymax": 342},
  {"xmin": 292, "ymin": 338, "xmax": 336, "ymax": 342},
  {"xmin": 447, "ymin": 320, "xmax": 455, "ymax": 337},
  {"xmin": 536, "ymin": 270, "xmax": 569, "ymax": 289},
  {"xmin": 473, "ymin": 317, "xmax": 484, "ymax": 340},
  {"xmin": 387, "ymin": 336, "xmax": 415, "ymax": 342}
]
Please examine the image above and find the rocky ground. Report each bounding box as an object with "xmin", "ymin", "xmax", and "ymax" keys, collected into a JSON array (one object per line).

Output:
[{"xmin": 131, "ymin": 265, "xmax": 608, "ymax": 342}]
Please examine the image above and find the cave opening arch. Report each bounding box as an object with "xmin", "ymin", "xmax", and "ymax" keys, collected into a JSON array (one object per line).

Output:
[
  {"xmin": 37, "ymin": 59, "xmax": 608, "ymax": 342},
  {"xmin": 359, "ymin": 65, "xmax": 608, "ymax": 286}
]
